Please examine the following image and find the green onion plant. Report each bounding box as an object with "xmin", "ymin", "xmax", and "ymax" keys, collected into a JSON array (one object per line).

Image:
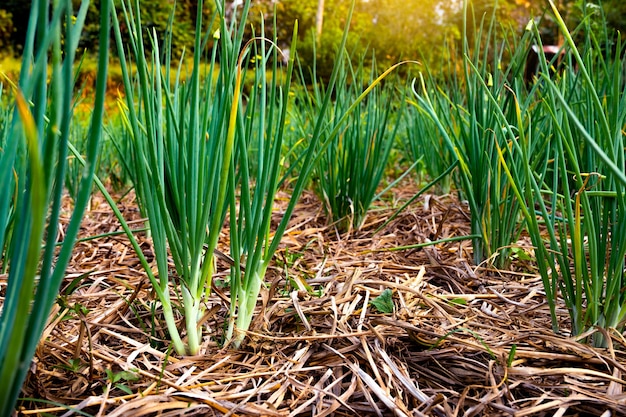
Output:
[
  {"xmin": 0, "ymin": 83, "xmax": 14, "ymax": 269},
  {"xmin": 499, "ymin": 2, "xmax": 626, "ymax": 346},
  {"xmin": 402, "ymin": 41, "xmax": 462, "ymax": 195},
  {"xmin": 112, "ymin": 0, "xmax": 237, "ymax": 356},
  {"xmin": 224, "ymin": 17, "xmax": 304, "ymax": 347},
  {"xmin": 412, "ymin": 3, "xmax": 531, "ymax": 268},
  {"xmin": 403, "ymin": 99, "xmax": 454, "ymax": 194},
  {"xmin": 113, "ymin": 0, "xmax": 371, "ymax": 351},
  {"xmin": 0, "ymin": 0, "xmax": 110, "ymax": 412},
  {"xmin": 294, "ymin": 51, "xmax": 407, "ymax": 231}
]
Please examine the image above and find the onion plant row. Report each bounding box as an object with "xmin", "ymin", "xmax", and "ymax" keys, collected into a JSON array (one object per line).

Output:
[
  {"xmin": 0, "ymin": 0, "xmax": 110, "ymax": 412},
  {"xmin": 511, "ymin": 2, "xmax": 626, "ymax": 346},
  {"xmin": 415, "ymin": 1, "xmax": 626, "ymax": 346}
]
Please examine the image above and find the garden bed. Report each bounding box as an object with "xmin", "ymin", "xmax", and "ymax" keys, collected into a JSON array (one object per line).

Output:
[{"xmin": 13, "ymin": 183, "xmax": 626, "ymax": 416}]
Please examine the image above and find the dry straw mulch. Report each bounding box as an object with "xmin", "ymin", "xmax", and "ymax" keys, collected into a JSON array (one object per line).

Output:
[{"xmin": 13, "ymin": 183, "xmax": 626, "ymax": 416}]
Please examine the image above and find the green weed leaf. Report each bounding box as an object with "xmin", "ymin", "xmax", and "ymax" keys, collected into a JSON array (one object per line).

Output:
[{"xmin": 370, "ymin": 289, "xmax": 394, "ymax": 314}]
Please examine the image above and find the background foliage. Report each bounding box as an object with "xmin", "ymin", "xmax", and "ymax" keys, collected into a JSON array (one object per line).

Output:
[{"xmin": 2, "ymin": 0, "xmax": 626, "ymax": 72}]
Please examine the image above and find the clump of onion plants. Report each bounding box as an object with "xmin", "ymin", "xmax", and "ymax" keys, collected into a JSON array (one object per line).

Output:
[
  {"xmin": 412, "ymin": 2, "xmax": 532, "ymax": 268},
  {"xmin": 498, "ymin": 2, "xmax": 626, "ymax": 347},
  {"xmin": 112, "ymin": 0, "xmax": 256, "ymax": 354},
  {"xmin": 113, "ymin": 0, "xmax": 370, "ymax": 352},
  {"xmin": 0, "ymin": 0, "xmax": 110, "ymax": 412},
  {"xmin": 292, "ymin": 50, "xmax": 408, "ymax": 231},
  {"xmin": 403, "ymin": 100, "xmax": 454, "ymax": 194},
  {"xmin": 403, "ymin": 41, "xmax": 462, "ymax": 195}
]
